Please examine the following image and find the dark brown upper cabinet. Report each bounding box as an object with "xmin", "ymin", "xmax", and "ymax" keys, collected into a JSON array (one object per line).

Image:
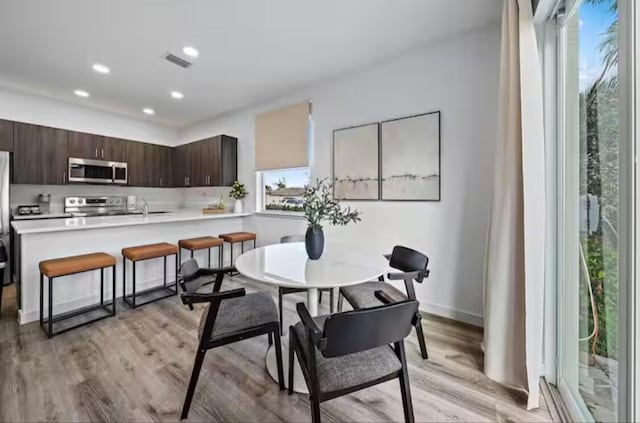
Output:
[
  {"xmin": 154, "ymin": 145, "xmax": 173, "ymax": 187},
  {"xmin": 68, "ymin": 131, "xmax": 127, "ymax": 162},
  {"xmin": 173, "ymin": 135, "xmax": 237, "ymax": 187},
  {"xmin": 0, "ymin": 119, "xmax": 14, "ymax": 152},
  {"xmin": 13, "ymin": 122, "xmax": 68, "ymax": 184},
  {"xmin": 126, "ymin": 141, "xmax": 154, "ymax": 186}
]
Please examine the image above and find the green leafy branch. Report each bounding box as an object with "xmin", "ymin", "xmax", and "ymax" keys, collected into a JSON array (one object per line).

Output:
[{"xmin": 303, "ymin": 178, "xmax": 361, "ymax": 228}]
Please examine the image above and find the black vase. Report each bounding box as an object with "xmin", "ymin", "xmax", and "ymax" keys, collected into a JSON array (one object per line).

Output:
[{"xmin": 305, "ymin": 226, "xmax": 325, "ymax": 260}]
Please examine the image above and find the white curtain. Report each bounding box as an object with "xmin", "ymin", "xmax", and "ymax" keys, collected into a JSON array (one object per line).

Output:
[{"xmin": 484, "ymin": 0, "xmax": 545, "ymax": 410}]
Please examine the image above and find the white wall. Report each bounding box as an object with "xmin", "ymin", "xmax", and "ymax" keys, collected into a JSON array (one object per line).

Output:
[
  {"xmin": 181, "ymin": 26, "xmax": 501, "ymax": 326},
  {"xmin": 0, "ymin": 87, "xmax": 178, "ymax": 145}
]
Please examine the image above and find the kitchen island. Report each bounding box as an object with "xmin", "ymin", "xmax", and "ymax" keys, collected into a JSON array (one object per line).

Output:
[{"xmin": 12, "ymin": 211, "xmax": 252, "ymax": 324}]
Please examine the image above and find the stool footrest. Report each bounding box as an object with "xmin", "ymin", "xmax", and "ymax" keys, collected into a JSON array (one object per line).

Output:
[
  {"xmin": 123, "ymin": 283, "xmax": 178, "ymax": 309},
  {"xmin": 41, "ymin": 302, "xmax": 115, "ymax": 338}
]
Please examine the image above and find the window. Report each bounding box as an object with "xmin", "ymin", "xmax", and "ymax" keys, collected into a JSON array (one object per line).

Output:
[
  {"xmin": 258, "ymin": 168, "xmax": 310, "ymax": 213},
  {"xmin": 556, "ymin": 0, "xmax": 622, "ymax": 421}
]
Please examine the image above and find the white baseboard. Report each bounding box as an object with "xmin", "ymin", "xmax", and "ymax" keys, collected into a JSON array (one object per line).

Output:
[
  {"xmin": 418, "ymin": 301, "xmax": 484, "ymax": 327},
  {"xmin": 19, "ymin": 277, "xmax": 172, "ymax": 324}
]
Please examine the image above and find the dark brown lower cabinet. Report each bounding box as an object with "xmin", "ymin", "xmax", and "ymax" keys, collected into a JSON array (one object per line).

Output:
[{"xmin": 13, "ymin": 122, "xmax": 68, "ymax": 184}]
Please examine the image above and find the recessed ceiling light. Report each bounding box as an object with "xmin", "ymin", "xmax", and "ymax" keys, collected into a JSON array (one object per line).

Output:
[
  {"xmin": 143, "ymin": 108, "xmax": 155, "ymax": 115},
  {"xmin": 92, "ymin": 63, "xmax": 110, "ymax": 74},
  {"xmin": 74, "ymin": 89, "xmax": 90, "ymax": 98},
  {"xmin": 171, "ymin": 91, "xmax": 184, "ymax": 99},
  {"xmin": 182, "ymin": 46, "xmax": 199, "ymax": 58}
]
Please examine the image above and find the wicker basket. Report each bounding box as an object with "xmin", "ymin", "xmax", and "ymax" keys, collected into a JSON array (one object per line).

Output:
[{"xmin": 202, "ymin": 208, "xmax": 226, "ymax": 215}]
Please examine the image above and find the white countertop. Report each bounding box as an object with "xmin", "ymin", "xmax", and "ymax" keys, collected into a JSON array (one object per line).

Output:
[{"xmin": 11, "ymin": 211, "xmax": 252, "ymax": 234}]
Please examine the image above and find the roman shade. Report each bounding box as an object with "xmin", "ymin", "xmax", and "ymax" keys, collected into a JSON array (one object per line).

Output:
[{"xmin": 255, "ymin": 101, "xmax": 310, "ymax": 171}]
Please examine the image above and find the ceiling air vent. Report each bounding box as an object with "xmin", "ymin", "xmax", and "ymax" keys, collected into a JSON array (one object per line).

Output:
[{"xmin": 163, "ymin": 52, "xmax": 192, "ymax": 69}]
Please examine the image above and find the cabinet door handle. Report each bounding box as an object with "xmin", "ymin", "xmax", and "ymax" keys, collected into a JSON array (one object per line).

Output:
[
  {"xmin": 101, "ymin": 148, "xmax": 104, "ymax": 158},
  {"xmin": 160, "ymin": 177, "xmax": 163, "ymax": 186},
  {"xmin": 62, "ymin": 171, "xmax": 66, "ymax": 183},
  {"xmin": 95, "ymin": 148, "xmax": 98, "ymax": 157}
]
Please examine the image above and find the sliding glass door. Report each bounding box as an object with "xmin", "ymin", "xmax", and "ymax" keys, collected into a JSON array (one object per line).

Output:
[{"xmin": 556, "ymin": 0, "xmax": 622, "ymax": 421}]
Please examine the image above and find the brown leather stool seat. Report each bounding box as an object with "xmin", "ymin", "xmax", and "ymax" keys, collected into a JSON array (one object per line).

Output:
[
  {"xmin": 39, "ymin": 252, "xmax": 117, "ymax": 338},
  {"xmin": 121, "ymin": 242, "xmax": 179, "ymax": 309},
  {"xmin": 178, "ymin": 237, "xmax": 224, "ymax": 269},
  {"xmin": 218, "ymin": 232, "xmax": 257, "ymax": 267},
  {"xmin": 179, "ymin": 236, "xmax": 223, "ymax": 250},
  {"xmin": 40, "ymin": 252, "xmax": 116, "ymax": 278},
  {"xmin": 122, "ymin": 242, "xmax": 178, "ymax": 261}
]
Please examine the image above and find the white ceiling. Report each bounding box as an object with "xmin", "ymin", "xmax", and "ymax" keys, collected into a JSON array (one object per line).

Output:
[{"xmin": 0, "ymin": 0, "xmax": 501, "ymax": 128}]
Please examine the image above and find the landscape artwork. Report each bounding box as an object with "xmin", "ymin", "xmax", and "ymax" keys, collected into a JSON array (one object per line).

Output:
[
  {"xmin": 333, "ymin": 123, "xmax": 379, "ymax": 200},
  {"xmin": 381, "ymin": 111, "xmax": 440, "ymax": 201}
]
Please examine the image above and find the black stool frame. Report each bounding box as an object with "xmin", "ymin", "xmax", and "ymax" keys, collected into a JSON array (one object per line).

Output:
[
  {"xmin": 39, "ymin": 265, "xmax": 116, "ymax": 338},
  {"xmin": 223, "ymin": 237, "xmax": 256, "ymax": 267},
  {"xmin": 122, "ymin": 253, "xmax": 178, "ymax": 308},
  {"xmin": 179, "ymin": 244, "xmax": 223, "ymax": 269}
]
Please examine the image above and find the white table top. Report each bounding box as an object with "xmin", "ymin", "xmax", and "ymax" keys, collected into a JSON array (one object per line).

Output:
[{"xmin": 235, "ymin": 242, "xmax": 387, "ymax": 289}]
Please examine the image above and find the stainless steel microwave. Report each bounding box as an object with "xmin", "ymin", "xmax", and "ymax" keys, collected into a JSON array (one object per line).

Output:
[{"xmin": 68, "ymin": 157, "xmax": 128, "ymax": 184}]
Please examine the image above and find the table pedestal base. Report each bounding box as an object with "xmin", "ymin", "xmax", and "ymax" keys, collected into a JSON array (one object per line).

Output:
[{"xmin": 266, "ymin": 337, "xmax": 309, "ymax": 394}]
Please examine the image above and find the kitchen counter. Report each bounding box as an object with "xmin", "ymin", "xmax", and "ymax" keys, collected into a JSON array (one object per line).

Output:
[
  {"xmin": 13, "ymin": 210, "xmax": 253, "ymax": 324},
  {"xmin": 11, "ymin": 211, "xmax": 252, "ymax": 234}
]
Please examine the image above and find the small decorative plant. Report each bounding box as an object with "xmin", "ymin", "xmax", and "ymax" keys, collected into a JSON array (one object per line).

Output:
[
  {"xmin": 229, "ymin": 180, "xmax": 248, "ymax": 200},
  {"xmin": 302, "ymin": 178, "xmax": 361, "ymax": 259}
]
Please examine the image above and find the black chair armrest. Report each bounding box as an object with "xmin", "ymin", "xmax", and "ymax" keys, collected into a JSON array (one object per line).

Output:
[
  {"xmin": 387, "ymin": 270, "xmax": 426, "ymax": 283},
  {"xmin": 374, "ymin": 290, "xmax": 396, "ymax": 305},
  {"xmin": 296, "ymin": 302, "xmax": 324, "ymax": 344},
  {"xmin": 198, "ymin": 266, "xmax": 237, "ymax": 276},
  {"xmin": 181, "ymin": 287, "xmax": 245, "ymax": 307},
  {"xmin": 383, "ymin": 253, "xmax": 391, "ymax": 261}
]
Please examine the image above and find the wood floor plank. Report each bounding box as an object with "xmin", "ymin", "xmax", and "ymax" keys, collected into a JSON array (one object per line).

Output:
[{"xmin": 0, "ymin": 280, "xmax": 555, "ymax": 422}]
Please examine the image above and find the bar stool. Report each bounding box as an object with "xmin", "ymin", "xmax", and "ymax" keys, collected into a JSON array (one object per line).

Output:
[
  {"xmin": 178, "ymin": 236, "xmax": 224, "ymax": 268},
  {"xmin": 122, "ymin": 242, "xmax": 179, "ymax": 308},
  {"xmin": 219, "ymin": 232, "xmax": 256, "ymax": 266},
  {"xmin": 39, "ymin": 252, "xmax": 116, "ymax": 338}
]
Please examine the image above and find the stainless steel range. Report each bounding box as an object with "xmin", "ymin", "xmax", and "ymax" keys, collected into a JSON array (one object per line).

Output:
[{"xmin": 64, "ymin": 196, "xmax": 129, "ymax": 217}]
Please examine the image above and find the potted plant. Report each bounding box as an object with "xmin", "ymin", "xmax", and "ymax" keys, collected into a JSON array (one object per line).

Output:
[
  {"xmin": 229, "ymin": 180, "xmax": 248, "ymax": 213},
  {"xmin": 303, "ymin": 178, "xmax": 361, "ymax": 259}
]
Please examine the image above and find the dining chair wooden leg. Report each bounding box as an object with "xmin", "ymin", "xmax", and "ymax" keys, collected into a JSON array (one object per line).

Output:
[
  {"xmin": 414, "ymin": 321, "xmax": 428, "ymax": 360},
  {"xmin": 288, "ymin": 326, "xmax": 295, "ymax": 395},
  {"xmin": 181, "ymin": 349, "xmax": 207, "ymax": 420},
  {"xmin": 278, "ymin": 288, "xmax": 284, "ymax": 333},
  {"xmin": 268, "ymin": 332, "xmax": 273, "ymax": 346},
  {"xmin": 397, "ymin": 342, "xmax": 415, "ymax": 423},
  {"xmin": 273, "ymin": 328, "xmax": 285, "ymax": 390},
  {"xmin": 310, "ymin": 397, "xmax": 322, "ymax": 423}
]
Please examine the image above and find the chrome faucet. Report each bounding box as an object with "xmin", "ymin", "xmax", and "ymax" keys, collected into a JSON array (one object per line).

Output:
[{"xmin": 142, "ymin": 199, "xmax": 149, "ymax": 218}]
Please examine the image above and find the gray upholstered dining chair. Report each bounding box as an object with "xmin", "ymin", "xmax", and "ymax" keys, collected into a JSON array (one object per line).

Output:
[
  {"xmin": 277, "ymin": 235, "xmax": 334, "ymax": 332},
  {"xmin": 178, "ymin": 259, "xmax": 284, "ymax": 420},
  {"xmin": 338, "ymin": 245, "xmax": 430, "ymax": 359},
  {"xmin": 289, "ymin": 291, "xmax": 419, "ymax": 423}
]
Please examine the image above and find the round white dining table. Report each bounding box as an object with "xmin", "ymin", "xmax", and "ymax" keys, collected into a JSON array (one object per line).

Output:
[{"xmin": 235, "ymin": 242, "xmax": 388, "ymax": 392}]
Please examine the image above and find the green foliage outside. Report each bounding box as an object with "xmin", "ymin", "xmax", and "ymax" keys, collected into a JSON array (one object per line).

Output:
[{"xmin": 579, "ymin": 0, "xmax": 618, "ymax": 360}]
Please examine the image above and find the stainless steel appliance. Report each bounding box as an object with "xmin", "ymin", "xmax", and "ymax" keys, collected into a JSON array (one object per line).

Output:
[
  {"xmin": 68, "ymin": 157, "xmax": 128, "ymax": 184},
  {"xmin": 16, "ymin": 205, "xmax": 42, "ymax": 216},
  {"xmin": 65, "ymin": 196, "xmax": 127, "ymax": 216},
  {"xmin": 38, "ymin": 193, "xmax": 51, "ymax": 214}
]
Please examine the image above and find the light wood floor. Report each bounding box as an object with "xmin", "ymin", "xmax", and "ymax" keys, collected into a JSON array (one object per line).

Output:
[{"xmin": 0, "ymin": 278, "xmax": 555, "ymax": 422}]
